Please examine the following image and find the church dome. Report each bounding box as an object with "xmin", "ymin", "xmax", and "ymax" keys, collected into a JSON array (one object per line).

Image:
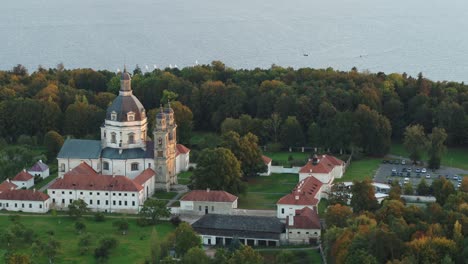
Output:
[{"xmin": 106, "ymin": 95, "xmax": 146, "ymax": 122}]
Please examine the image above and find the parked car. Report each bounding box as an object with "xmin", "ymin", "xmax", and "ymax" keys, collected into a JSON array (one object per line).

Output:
[
  {"xmin": 401, "ymin": 160, "xmax": 406, "ymax": 165},
  {"xmin": 426, "ymin": 174, "xmax": 431, "ymax": 179},
  {"xmin": 392, "ymin": 168, "xmax": 397, "ymax": 173},
  {"xmin": 421, "ymin": 168, "xmax": 427, "ymax": 173},
  {"xmin": 406, "ymin": 172, "xmax": 411, "ymax": 177},
  {"xmin": 382, "ymin": 160, "xmax": 388, "ymax": 163},
  {"xmin": 453, "ymin": 175, "xmax": 459, "ymax": 181},
  {"xmin": 399, "ymin": 172, "xmax": 404, "ymax": 177},
  {"xmin": 415, "ymin": 168, "xmax": 421, "ymax": 173},
  {"xmin": 404, "ymin": 177, "xmax": 410, "ymax": 184},
  {"xmin": 407, "ymin": 168, "xmax": 412, "ymax": 172}
]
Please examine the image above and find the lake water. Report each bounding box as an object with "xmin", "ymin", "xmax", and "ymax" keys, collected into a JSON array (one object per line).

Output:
[{"xmin": 1, "ymin": 0, "xmax": 468, "ymax": 82}]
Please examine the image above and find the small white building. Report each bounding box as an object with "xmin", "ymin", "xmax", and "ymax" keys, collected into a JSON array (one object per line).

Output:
[
  {"xmin": 277, "ymin": 176, "xmax": 323, "ymax": 219},
  {"xmin": 28, "ymin": 160, "xmax": 50, "ymax": 179},
  {"xmin": 260, "ymin": 155, "xmax": 272, "ymax": 176},
  {"xmin": 0, "ymin": 189, "xmax": 50, "ymax": 213},
  {"xmin": 48, "ymin": 162, "xmax": 155, "ymax": 214},
  {"xmin": 286, "ymin": 207, "xmax": 321, "ymax": 244},
  {"xmin": 180, "ymin": 189, "xmax": 238, "ymax": 215},
  {"xmin": 175, "ymin": 144, "xmax": 190, "ymax": 174},
  {"xmin": 11, "ymin": 170, "xmax": 35, "ymax": 189},
  {"xmin": 298, "ymin": 155, "xmax": 345, "ymax": 183},
  {"xmin": 0, "ymin": 179, "xmax": 18, "ymax": 193}
]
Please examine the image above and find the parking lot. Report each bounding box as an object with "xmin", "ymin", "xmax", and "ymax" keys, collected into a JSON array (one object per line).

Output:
[{"xmin": 374, "ymin": 159, "xmax": 466, "ymax": 190}]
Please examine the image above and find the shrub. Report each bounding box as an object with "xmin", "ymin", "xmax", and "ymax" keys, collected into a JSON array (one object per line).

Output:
[
  {"xmin": 266, "ymin": 142, "xmax": 282, "ymax": 152},
  {"xmin": 94, "ymin": 212, "xmax": 105, "ymax": 222},
  {"xmin": 170, "ymin": 216, "xmax": 181, "ymax": 226},
  {"xmin": 17, "ymin": 134, "xmax": 33, "ymax": 145}
]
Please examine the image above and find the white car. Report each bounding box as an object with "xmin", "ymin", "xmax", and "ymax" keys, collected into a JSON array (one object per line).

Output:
[
  {"xmin": 401, "ymin": 160, "xmax": 406, "ymax": 165},
  {"xmin": 421, "ymin": 168, "xmax": 427, "ymax": 173},
  {"xmin": 392, "ymin": 168, "xmax": 397, "ymax": 173},
  {"xmin": 404, "ymin": 177, "xmax": 410, "ymax": 183},
  {"xmin": 426, "ymin": 174, "xmax": 431, "ymax": 179}
]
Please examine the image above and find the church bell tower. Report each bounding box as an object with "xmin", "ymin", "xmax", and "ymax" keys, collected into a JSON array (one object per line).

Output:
[{"xmin": 153, "ymin": 103, "xmax": 177, "ymax": 191}]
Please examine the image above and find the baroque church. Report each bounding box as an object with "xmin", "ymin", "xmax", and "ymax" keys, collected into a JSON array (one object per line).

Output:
[{"xmin": 57, "ymin": 69, "xmax": 190, "ymax": 190}]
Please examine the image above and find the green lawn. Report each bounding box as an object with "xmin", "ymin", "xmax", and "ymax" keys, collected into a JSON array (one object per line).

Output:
[
  {"xmin": 153, "ymin": 191, "xmax": 178, "ymax": 201},
  {"xmin": 335, "ymin": 158, "xmax": 381, "ymax": 182},
  {"xmin": 318, "ymin": 198, "xmax": 329, "ymax": 217},
  {"xmin": 263, "ymin": 151, "xmax": 309, "ymax": 166},
  {"xmin": 238, "ymin": 173, "xmax": 298, "ymax": 210},
  {"xmin": 178, "ymin": 171, "xmax": 192, "ymax": 185},
  {"xmin": 259, "ymin": 248, "xmax": 322, "ymax": 264},
  {"xmin": 0, "ymin": 214, "xmax": 175, "ymax": 263},
  {"xmin": 391, "ymin": 142, "xmax": 468, "ymax": 170}
]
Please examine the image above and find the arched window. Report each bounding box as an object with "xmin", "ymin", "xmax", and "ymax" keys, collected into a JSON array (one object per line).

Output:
[
  {"xmin": 60, "ymin": 163, "xmax": 65, "ymax": 172},
  {"xmin": 111, "ymin": 111, "xmax": 117, "ymax": 121},
  {"xmin": 128, "ymin": 133, "xmax": 135, "ymax": 144},
  {"xmin": 111, "ymin": 133, "xmax": 117, "ymax": 144},
  {"xmin": 103, "ymin": 162, "xmax": 109, "ymax": 170},
  {"xmin": 127, "ymin": 112, "xmax": 135, "ymax": 121},
  {"xmin": 131, "ymin": 163, "xmax": 139, "ymax": 171}
]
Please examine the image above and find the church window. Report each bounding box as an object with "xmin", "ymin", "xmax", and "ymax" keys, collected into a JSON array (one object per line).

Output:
[
  {"xmin": 111, "ymin": 133, "xmax": 117, "ymax": 144},
  {"xmin": 111, "ymin": 111, "xmax": 117, "ymax": 121},
  {"xmin": 128, "ymin": 133, "xmax": 135, "ymax": 144},
  {"xmin": 127, "ymin": 112, "xmax": 135, "ymax": 121},
  {"xmin": 169, "ymin": 132, "xmax": 173, "ymax": 140},
  {"xmin": 103, "ymin": 162, "xmax": 109, "ymax": 170},
  {"xmin": 131, "ymin": 163, "xmax": 139, "ymax": 171},
  {"xmin": 148, "ymin": 163, "xmax": 151, "ymax": 168},
  {"xmin": 60, "ymin": 163, "xmax": 65, "ymax": 172}
]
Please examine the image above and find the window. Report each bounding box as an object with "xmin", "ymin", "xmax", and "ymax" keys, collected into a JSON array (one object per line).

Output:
[
  {"xmin": 124, "ymin": 193, "xmax": 127, "ymax": 196},
  {"xmin": 90, "ymin": 200, "xmax": 93, "ymax": 205},
  {"xmin": 113, "ymin": 193, "xmax": 116, "ymax": 196},
  {"xmin": 148, "ymin": 163, "xmax": 151, "ymax": 168},
  {"xmin": 132, "ymin": 194, "xmax": 135, "ymax": 197},
  {"xmin": 62, "ymin": 191, "xmax": 64, "ymax": 194},
  {"xmin": 297, "ymin": 232, "xmax": 301, "ymax": 234},
  {"xmin": 119, "ymin": 201, "xmax": 122, "ymax": 206},
  {"xmin": 29, "ymin": 204, "xmax": 32, "ymax": 208},
  {"xmin": 281, "ymin": 208, "xmax": 284, "ymax": 214},
  {"xmin": 119, "ymin": 193, "xmax": 121, "ymax": 196},
  {"xmin": 69, "ymin": 191, "xmax": 72, "ymax": 194},
  {"xmin": 80, "ymin": 192, "xmax": 83, "ymax": 195},
  {"xmin": 306, "ymin": 232, "xmax": 309, "ymax": 234},
  {"xmin": 113, "ymin": 201, "xmax": 116, "ymax": 205},
  {"xmin": 105, "ymin": 193, "xmax": 108, "ymax": 196},
  {"xmin": 111, "ymin": 133, "xmax": 117, "ymax": 144},
  {"xmin": 111, "ymin": 111, "xmax": 117, "ymax": 121},
  {"xmin": 69, "ymin": 199, "xmax": 72, "ymax": 203},
  {"xmin": 60, "ymin": 163, "xmax": 65, "ymax": 172},
  {"xmin": 103, "ymin": 162, "xmax": 109, "ymax": 170},
  {"xmin": 62, "ymin": 199, "xmax": 65, "ymax": 204},
  {"xmin": 127, "ymin": 112, "xmax": 135, "ymax": 121},
  {"xmin": 105, "ymin": 200, "xmax": 109, "ymax": 205},
  {"xmin": 199, "ymin": 206, "xmax": 202, "ymax": 211},
  {"xmin": 90, "ymin": 192, "xmax": 93, "ymax": 195},
  {"xmin": 131, "ymin": 163, "xmax": 139, "ymax": 171},
  {"xmin": 52, "ymin": 199, "xmax": 55, "ymax": 203},
  {"xmin": 132, "ymin": 201, "xmax": 135, "ymax": 206},
  {"xmin": 97, "ymin": 200, "xmax": 100, "ymax": 205},
  {"xmin": 97, "ymin": 192, "xmax": 100, "ymax": 196},
  {"xmin": 52, "ymin": 191, "xmax": 55, "ymax": 194},
  {"xmin": 128, "ymin": 133, "xmax": 135, "ymax": 144},
  {"xmin": 39, "ymin": 204, "xmax": 42, "ymax": 209},
  {"xmin": 124, "ymin": 201, "xmax": 127, "ymax": 206},
  {"xmin": 22, "ymin": 203, "xmax": 24, "ymax": 208}
]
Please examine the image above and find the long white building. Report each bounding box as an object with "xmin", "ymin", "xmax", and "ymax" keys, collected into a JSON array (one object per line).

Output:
[{"xmin": 0, "ymin": 189, "xmax": 50, "ymax": 213}]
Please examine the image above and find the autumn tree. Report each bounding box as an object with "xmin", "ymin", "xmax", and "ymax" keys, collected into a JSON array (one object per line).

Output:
[
  {"xmin": 403, "ymin": 124, "xmax": 428, "ymax": 164},
  {"xmin": 191, "ymin": 148, "xmax": 246, "ymax": 195},
  {"xmin": 325, "ymin": 204, "xmax": 352, "ymax": 228},
  {"xmin": 350, "ymin": 180, "xmax": 379, "ymax": 213},
  {"xmin": 181, "ymin": 247, "xmax": 210, "ymax": 264},
  {"xmin": 227, "ymin": 245, "xmax": 263, "ymax": 264},
  {"xmin": 427, "ymin": 127, "xmax": 447, "ymax": 169},
  {"xmin": 174, "ymin": 223, "xmax": 201, "ymax": 257}
]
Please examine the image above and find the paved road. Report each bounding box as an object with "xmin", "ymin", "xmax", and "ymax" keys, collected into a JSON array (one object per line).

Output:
[
  {"xmin": 38, "ymin": 177, "xmax": 59, "ymax": 192},
  {"xmin": 374, "ymin": 158, "xmax": 465, "ymax": 189}
]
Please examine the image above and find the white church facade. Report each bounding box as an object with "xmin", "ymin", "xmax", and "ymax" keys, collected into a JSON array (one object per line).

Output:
[{"xmin": 57, "ymin": 69, "xmax": 190, "ymax": 191}]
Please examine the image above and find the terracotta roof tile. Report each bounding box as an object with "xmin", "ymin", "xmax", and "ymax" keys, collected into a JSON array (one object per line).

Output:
[
  {"xmin": 181, "ymin": 190, "xmax": 237, "ymax": 202},
  {"xmin": 287, "ymin": 207, "xmax": 321, "ymax": 229},
  {"xmin": 299, "ymin": 155, "xmax": 344, "ymax": 174},
  {"xmin": 262, "ymin": 155, "xmax": 272, "ymax": 165},
  {"xmin": 12, "ymin": 170, "xmax": 34, "ymax": 181},
  {"xmin": 0, "ymin": 181, "xmax": 17, "ymax": 193},
  {"xmin": 134, "ymin": 168, "xmax": 155, "ymax": 186},
  {"xmin": 277, "ymin": 176, "xmax": 323, "ymax": 206},
  {"xmin": 65, "ymin": 162, "xmax": 98, "ymax": 176},
  {"xmin": 0, "ymin": 189, "xmax": 49, "ymax": 201},
  {"xmin": 176, "ymin": 144, "xmax": 190, "ymax": 155}
]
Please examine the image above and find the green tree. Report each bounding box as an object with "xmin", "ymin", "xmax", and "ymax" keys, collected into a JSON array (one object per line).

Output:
[
  {"xmin": 149, "ymin": 229, "xmax": 161, "ymax": 264},
  {"xmin": 139, "ymin": 199, "xmax": 171, "ymax": 225},
  {"xmin": 43, "ymin": 130, "xmax": 64, "ymax": 160},
  {"xmin": 171, "ymin": 101, "xmax": 193, "ymax": 144},
  {"xmin": 68, "ymin": 199, "xmax": 89, "ymax": 219},
  {"xmin": 354, "ymin": 104, "xmax": 391, "ymax": 156},
  {"xmin": 174, "ymin": 222, "xmax": 201, "ymax": 257},
  {"xmin": 275, "ymin": 250, "xmax": 294, "ymax": 264},
  {"xmin": 77, "ymin": 233, "xmax": 93, "ymax": 255},
  {"xmin": 94, "ymin": 237, "xmax": 118, "ymax": 262},
  {"xmin": 403, "ymin": 182, "xmax": 414, "ymax": 195},
  {"xmin": 75, "ymin": 221, "xmax": 86, "ymax": 234},
  {"xmin": 7, "ymin": 253, "xmax": 31, "ymax": 264},
  {"xmin": 181, "ymin": 247, "xmax": 210, "ymax": 264},
  {"xmin": 280, "ymin": 116, "xmax": 304, "ymax": 148},
  {"xmin": 42, "ymin": 238, "xmax": 60, "ymax": 264},
  {"xmin": 228, "ymin": 245, "xmax": 263, "ymax": 264},
  {"xmin": 113, "ymin": 218, "xmax": 129, "ymax": 235},
  {"xmin": 263, "ymin": 113, "xmax": 281, "ymax": 143},
  {"xmin": 427, "ymin": 127, "xmax": 447, "ymax": 169},
  {"xmin": 191, "ymin": 148, "xmax": 246, "ymax": 195},
  {"xmin": 403, "ymin": 124, "xmax": 428, "ymax": 164},
  {"xmin": 350, "ymin": 180, "xmax": 379, "ymax": 213},
  {"xmin": 431, "ymin": 177, "xmax": 455, "ymax": 206},
  {"xmin": 160, "ymin": 90, "xmax": 178, "ymax": 104},
  {"xmin": 417, "ymin": 178, "xmax": 430, "ymax": 195},
  {"xmin": 345, "ymin": 249, "xmax": 378, "ymax": 264}
]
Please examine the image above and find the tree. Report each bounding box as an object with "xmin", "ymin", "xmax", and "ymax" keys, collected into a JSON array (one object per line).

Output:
[
  {"xmin": 77, "ymin": 233, "xmax": 93, "ymax": 255},
  {"xmin": 354, "ymin": 104, "xmax": 391, "ymax": 156},
  {"xmin": 403, "ymin": 182, "xmax": 413, "ymax": 195},
  {"xmin": 139, "ymin": 199, "xmax": 171, "ymax": 225},
  {"xmin": 75, "ymin": 221, "xmax": 86, "ymax": 234},
  {"xmin": 427, "ymin": 127, "xmax": 447, "ymax": 169},
  {"xmin": 113, "ymin": 218, "xmax": 129, "ymax": 235},
  {"xmin": 68, "ymin": 199, "xmax": 89, "ymax": 219},
  {"xmin": 174, "ymin": 222, "xmax": 201, "ymax": 257},
  {"xmin": 149, "ymin": 229, "xmax": 161, "ymax": 264},
  {"xmin": 227, "ymin": 245, "xmax": 263, "ymax": 264},
  {"xmin": 43, "ymin": 130, "xmax": 64, "ymax": 160},
  {"xmin": 181, "ymin": 247, "xmax": 210, "ymax": 264},
  {"xmin": 325, "ymin": 204, "xmax": 352, "ymax": 228},
  {"xmin": 171, "ymin": 101, "xmax": 193, "ymax": 144},
  {"xmin": 417, "ymin": 178, "xmax": 430, "ymax": 195},
  {"xmin": 42, "ymin": 238, "xmax": 60, "ymax": 264},
  {"xmin": 191, "ymin": 148, "xmax": 246, "ymax": 195},
  {"xmin": 345, "ymin": 249, "xmax": 378, "ymax": 264},
  {"xmin": 350, "ymin": 180, "xmax": 379, "ymax": 213},
  {"xmin": 431, "ymin": 178, "xmax": 455, "ymax": 206},
  {"xmin": 275, "ymin": 250, "xmax": 294, "ymax": 264},
  {"xmin": 263, "ymin": 113, "xmax": 281, "ymax": 143},
  {"xmin": 94, "ymin": 237, "xmax": 118, "ymax": 262},
  {"xmin": 7, "ymin": 253, "xmax": 31, "ymax": 264},
  {"xmin": 461, "ymin": 177, "xmax": 468, "ymax": 192},
  {"xmin": 280, "ymin": 116, "xmax": 304, "ymax": 148},
  {"xmin": 403, "ymin": 124, "xmax": 428, "ymax": 164}
]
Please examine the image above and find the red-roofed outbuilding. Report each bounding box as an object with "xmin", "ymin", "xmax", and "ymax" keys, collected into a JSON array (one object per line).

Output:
[
  {"xmin": 180, "ymin": 189, "xmax": 238, "ymax": 215},
  {"xmin": 298, "ymin": 154, "xmax": 345, "ymax": 183},
  {"xmin": 286, "ymin": 207, "xmax": 321, "ymax": 244},
  {"xmin": 11, "ymin": 170, "xmax": 35, "ymax": 189}
]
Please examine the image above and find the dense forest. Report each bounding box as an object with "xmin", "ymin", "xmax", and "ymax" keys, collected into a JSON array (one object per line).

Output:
[{"xmin": 1, "ymin": 62, "xmax": 468, "ymax": 156}]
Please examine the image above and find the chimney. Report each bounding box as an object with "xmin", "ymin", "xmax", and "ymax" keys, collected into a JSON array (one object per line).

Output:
[
  {"xmin": 206, "ymin": 188, "xmax": 210, "ymax": 193},
  {"xmin": 288, "ymin": 215, "xmax": 294, "ymax": 226},
  {"xmin": 39, "ymin": 160, "xmax": 42, "ymax": 163},
  {"xmin": 6, "ymin": 179, "xmax": 9, "ymax": 182},
  {"xmin": 33, "ymin": 188, "xmax": 36, "ymax": 193},
  {"xmin": 113, "ymin": 174, "xmax": 116, "ymax": 178},
  {"xmin": 295, "ymin": 195, "xmax": 299, "ymax": 200},
  {"xmin": 10, "ymin": 187, "xmax": 14, "ymax": 191},
  {"xmin": 23, "ymin": 169, "xmax": 26, "ymax": 172}
]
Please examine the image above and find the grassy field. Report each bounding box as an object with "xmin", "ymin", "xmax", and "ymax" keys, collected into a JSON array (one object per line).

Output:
[
  {"xmin": 153, "ymin": 191, "xmax": 178, "ymax": 201},
  {"xmin": 391, "ymin": 142, "xmax": 468, "ymax": 170},
  {"xmin": 0, "ymin": 214, "xmax": 175, "ymax": 264},
  {"xmin": 263, "ymin": 151, "xmax": 309, "ymax": 166},
  {"xmin": 259, "ymin": 248, "xmax": 322, "ymax": 264},
  {"xmin": 178, "ymin": 171, "xmax": 192, "ymax": 185},
  {"xmin": 335, "ymin": 158, "xmax": 381, "ymax": 182},
  {"xmin": 238, "ymin": 173, "xmax": 298, "ymax": 210}
]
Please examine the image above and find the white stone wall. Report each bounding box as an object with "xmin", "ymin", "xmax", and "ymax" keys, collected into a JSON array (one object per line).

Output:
[
  {"xmin": 28, "ymin": 168, "xmax": 50, "ymax": 179},
  {"xmin": 58, "ymin": 158, "xmax": 100, "ymax": 178},
  {"xmin": 299, "ymin": 172, "xmax": 331, "ymax": 183},
  {"xmin": 11, "ymin": 178, "xmax": 34, "ymax": 189},
  {"xmin": 0, "ymin": 198, "xmax": 50, "ymax": 213},
  {"xmin": 277, "ymin": 205, "xmax": 315, "ymax": 219},
  {"xmin": 175, "ymin": 153, "xmax": 190, "ymax": 174},
  {"xmin": 286, "ymin": 227, "xmax": 321, "ymax": 244},
  {"xmin": 270, "ymin": 166, "xmax": 301, "ymax": 174},
  {"xmin": 101, "ymin": 119, "xmax": 148, "ymax": 150},
  {"xmin": 47, "ymin": 188, "xmax": 142, "ymax": 214},
  {"xmin": 260, "ymin": 162, "xmax": 272, "ymax": 176},
  {"xmin": 180, "ymin": 200, "xmax": 237, "ymax": 215}
]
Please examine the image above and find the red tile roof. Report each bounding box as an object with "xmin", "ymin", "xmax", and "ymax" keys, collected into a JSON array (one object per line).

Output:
[
  {"xmin": 299, "ymin": 155, "xmax": 344, "ymax": 174},
  {"xmin": 134, "ymin": 168, "xmax": 156, "ymax": 186},
  {"xmin": 29, "ymin": 160, "xmax": 49, "ymax": 172},
  {"xmin": 277, "ymin": 176, "xmax": 323, "ymax": 206},
  {"xmin": 180, "ymin": 190, "xmax": 238, "ymax": 202},
  {"xmin": 0, "ymin": 180, "xmax": 17, "ymax": 193},
  {"xmin": 287, "ymin": 207, "xmax": 321, "ymax": 229},
  {"xmin": 176, "ymin": 144, "xmax": 190, "ymax": 155},
  {"xmin": 50, "ymin": 163, "xmax": 143, "ymax": 192},
  {"xmin": 0, "ymin": 189, "xmax": 49, "ymax": 201},
  {"xmin": 12, "ymin": 170, "xmax": 34, "ymax": 181},
  {"xmin": 262, "ymin": 155, "xmax": 272, "ymax": 165}
]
